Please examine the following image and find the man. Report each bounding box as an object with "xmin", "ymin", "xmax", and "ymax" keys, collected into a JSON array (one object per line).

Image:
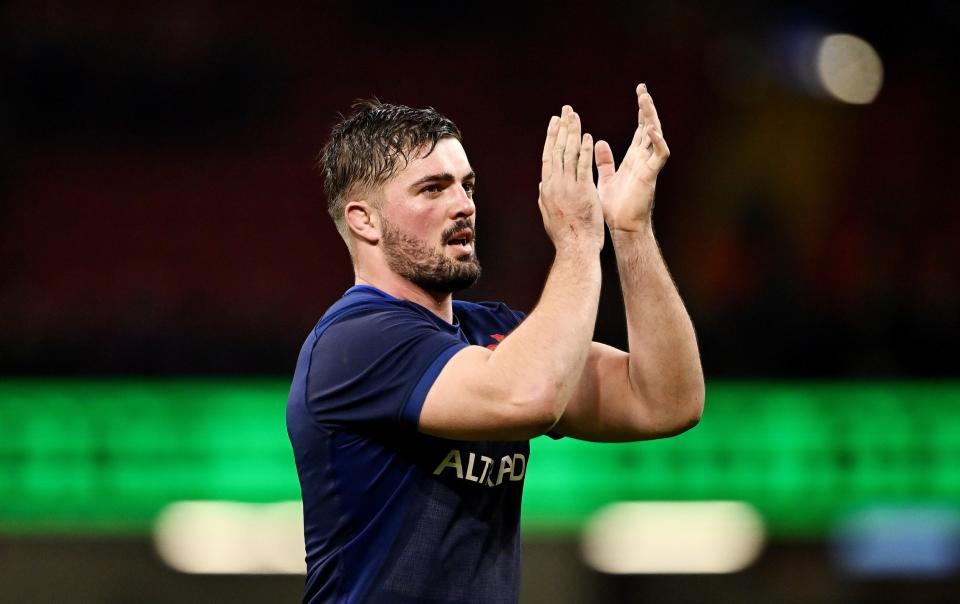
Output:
[{"xmin": 287, "ymin": 85, "xmax": 704, "ymax": 604}]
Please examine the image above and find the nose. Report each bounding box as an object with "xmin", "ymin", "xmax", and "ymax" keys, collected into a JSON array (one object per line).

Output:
[{"xmin": 449, "ymin": 185, "xmax": 476, "ymax": 219}]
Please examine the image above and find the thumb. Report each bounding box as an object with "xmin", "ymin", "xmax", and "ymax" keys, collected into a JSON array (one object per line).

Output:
[{"xmin": 595, "ymin": 140, "xmax": 616, "ymax": 182}]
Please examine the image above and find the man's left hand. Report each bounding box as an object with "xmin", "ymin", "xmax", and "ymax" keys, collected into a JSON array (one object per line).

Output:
[{"xmin": 594, "ymin": 84, "xmax": 670, "ymax": 233}]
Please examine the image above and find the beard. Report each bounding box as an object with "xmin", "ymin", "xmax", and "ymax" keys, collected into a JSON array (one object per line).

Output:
[{"xmin": 380, "ymin": 217, "xmax": 482, "ymax": 293}]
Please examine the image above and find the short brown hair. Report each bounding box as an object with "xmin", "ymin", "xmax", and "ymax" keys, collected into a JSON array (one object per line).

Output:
[{"xmin": 319, "ymin": 99, "xmax": 462, "ymax": 234}]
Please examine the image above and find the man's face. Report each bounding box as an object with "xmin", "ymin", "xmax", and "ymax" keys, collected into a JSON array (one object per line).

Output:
[{"xmin": 377, "ymin": 137, "xmax": 481, "ymax": 293}]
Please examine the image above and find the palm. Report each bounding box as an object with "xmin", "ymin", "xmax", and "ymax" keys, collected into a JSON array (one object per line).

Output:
[{"xmin": 595, "ymin": 84, "xmax": 670, "ymax": 232}]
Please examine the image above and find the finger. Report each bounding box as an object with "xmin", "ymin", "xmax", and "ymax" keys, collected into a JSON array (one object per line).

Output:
[
  {"xmin": 645, "ymin": 126, "xmax": 670, "ymax": 171},
  {"xmin": 636, "ymin": 83, "xmax": 646, "ymax": 132},
  {"xmin": 639, "ymin": 127, "xmax": 652, "ymax": 156},
  {"xmin": 577, "ymin": 133, "xmax": 594, "ymax": 182},
  {"xmin": 552, "ymin": 105, "xmax": 572, "ymax": 177},
  {"xmin": 595, "ymin": 140, "xmax": 616, "ymax": 182},
  {"xmin": 638, "ymin": 84, "xmax": 663, "ymax": 135},
  {"xmin": 624, "ymin": 84, "xmax": 664, "ymax": 171},
  {"xmin": 632, "ymin": 126, "xmax": 654, "ymax": 166},
  {"xmin": 621, "ymin": 124, "xmax": 645, "ymax": 171},
  {"xmin": 563, "ymin": 110, "xmax": 581, "ymax": 177},
  {"xmin": 541, "ymin": 115, "xmax": 560, "ymax": 182}
]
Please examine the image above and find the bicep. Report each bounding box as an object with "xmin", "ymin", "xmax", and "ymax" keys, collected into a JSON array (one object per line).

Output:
[{"xmin": 418, "ymin": 345, "xmax": 557, "ymax": 441}]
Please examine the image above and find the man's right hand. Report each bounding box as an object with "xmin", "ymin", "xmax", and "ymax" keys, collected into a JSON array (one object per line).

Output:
[{"xmin": 538, "ymin": 106, "xmax": 604, "ymax": 254}]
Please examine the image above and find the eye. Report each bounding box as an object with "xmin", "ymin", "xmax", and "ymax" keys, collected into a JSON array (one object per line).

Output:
[
  {"xmin": 421, "ymin": 184, "xmax": 442, "ymax": 194},
  {"xmin": 463, "ymin": 182, "xmax": 476, "ymax": 195}
]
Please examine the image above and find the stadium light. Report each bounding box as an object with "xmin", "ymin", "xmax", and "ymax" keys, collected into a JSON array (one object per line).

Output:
[
  {"xmin": 153, "ymin": 500, "xmax": 306, "ymax": 574},
  {"xmin": 581, "ymin": 501, "xmax": 765, "ymax": 574},
  {"xmin": 816, "ymin": 33, "xmax": 884, "ymax": 104}
]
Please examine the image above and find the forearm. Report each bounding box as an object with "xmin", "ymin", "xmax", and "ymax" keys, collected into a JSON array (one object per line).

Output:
[
  {"xmin": 612, "ymin": 224, "xmax": 704, "ymax": 425},
  {"xmin": 486, "ymin": 245, "xmax": 602, "ymax": 419}
]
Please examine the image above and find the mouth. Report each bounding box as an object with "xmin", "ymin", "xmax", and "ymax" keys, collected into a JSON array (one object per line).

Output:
[{"xmin": 444, "ymin": 228, "xmax": 474, "ymax": 255}]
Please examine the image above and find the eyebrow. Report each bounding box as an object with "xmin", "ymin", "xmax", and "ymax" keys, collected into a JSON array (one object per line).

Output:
[{"xmin": 408, "ymin": 170, "xmax": 476, "ymax": 189}]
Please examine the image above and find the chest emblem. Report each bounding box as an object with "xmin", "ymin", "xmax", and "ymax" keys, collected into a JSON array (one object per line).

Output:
[{"xmin": 485, "ymin": 334, "xmax": 505, "ymax": 350}]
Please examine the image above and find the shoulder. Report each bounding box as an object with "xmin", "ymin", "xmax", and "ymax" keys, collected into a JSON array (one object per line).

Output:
[
  {"xmin": 316, "ymin": 285, "xmax": 442, "ymax": 336},
  {"xmin": 453, "ymin": 299, "xmax": 526, "ymax": 327},
  {"xmin": 320, "ymin": 300, "xmax": 447, "ymax": 346}
]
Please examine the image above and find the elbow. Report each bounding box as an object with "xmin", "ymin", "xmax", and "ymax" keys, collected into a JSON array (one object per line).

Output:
[
  {"xmin": 644, "ymin": 376, "xmax": 705, "ymax": 439},
  {"xmin": 686, "ymin": 374, "xmax": 706, "ymax": 425},
  {"xmin": 667, "ymin": 377, "xmax": 706, "ymax": 436},
  {"xmin": 673, "ymin": 397, "xmax": 703, "ymax": 435}
]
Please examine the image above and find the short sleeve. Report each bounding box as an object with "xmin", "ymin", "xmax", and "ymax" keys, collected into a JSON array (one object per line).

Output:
[{"xmin": 305, "ymin": 308, "xmax": 468, "ymax": 427}]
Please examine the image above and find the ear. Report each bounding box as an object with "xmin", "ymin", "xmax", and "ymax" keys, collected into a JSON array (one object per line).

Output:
[{"xmin": 345, "ymin": 200, "xmax": 381, "ymax": 244}]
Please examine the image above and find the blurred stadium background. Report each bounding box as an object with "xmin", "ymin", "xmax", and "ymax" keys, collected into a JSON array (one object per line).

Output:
[{"xmin": 1, "ymin": 1, "xmax": 958, "ymax": 602}]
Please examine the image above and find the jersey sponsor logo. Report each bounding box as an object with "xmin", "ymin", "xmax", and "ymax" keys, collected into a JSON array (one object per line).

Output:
[
  {"xmin": 432, "ymin": 448, "xmax": 526, "ymax": 487},
  {"xmin": 485, "ymin": 334, "xmax": 505, "ymax": 350}
]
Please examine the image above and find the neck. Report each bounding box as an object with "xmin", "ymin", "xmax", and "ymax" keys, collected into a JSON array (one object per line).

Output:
[{"xmin": 355, "ymin": 271, "xmax": 455, "ymax": 324}]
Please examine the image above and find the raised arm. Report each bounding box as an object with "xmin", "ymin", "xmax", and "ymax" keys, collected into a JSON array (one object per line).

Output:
[
  {"xmin": 418, "ymin": 107, "xmax": 605, "ymax": 441},
  {"xmin": 554, "ymin": 84, "xmax": 705, "ymax": 442}
]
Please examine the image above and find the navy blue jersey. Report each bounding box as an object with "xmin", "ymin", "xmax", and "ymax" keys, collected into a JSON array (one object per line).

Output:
[{"xmin": 287, "ymin": 285, "xmax": 528, "ymax": 604}]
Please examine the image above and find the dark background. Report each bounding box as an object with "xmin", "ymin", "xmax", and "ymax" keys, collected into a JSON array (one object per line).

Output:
[{"xmin": 2, "ymin": 0, "xmax": 956, "ymax": 379}]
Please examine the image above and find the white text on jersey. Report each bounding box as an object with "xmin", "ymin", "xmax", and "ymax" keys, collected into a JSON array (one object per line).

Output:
[{"xmin": 432, "ymin": 449, "xmax": 526, "ymax": 487}]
